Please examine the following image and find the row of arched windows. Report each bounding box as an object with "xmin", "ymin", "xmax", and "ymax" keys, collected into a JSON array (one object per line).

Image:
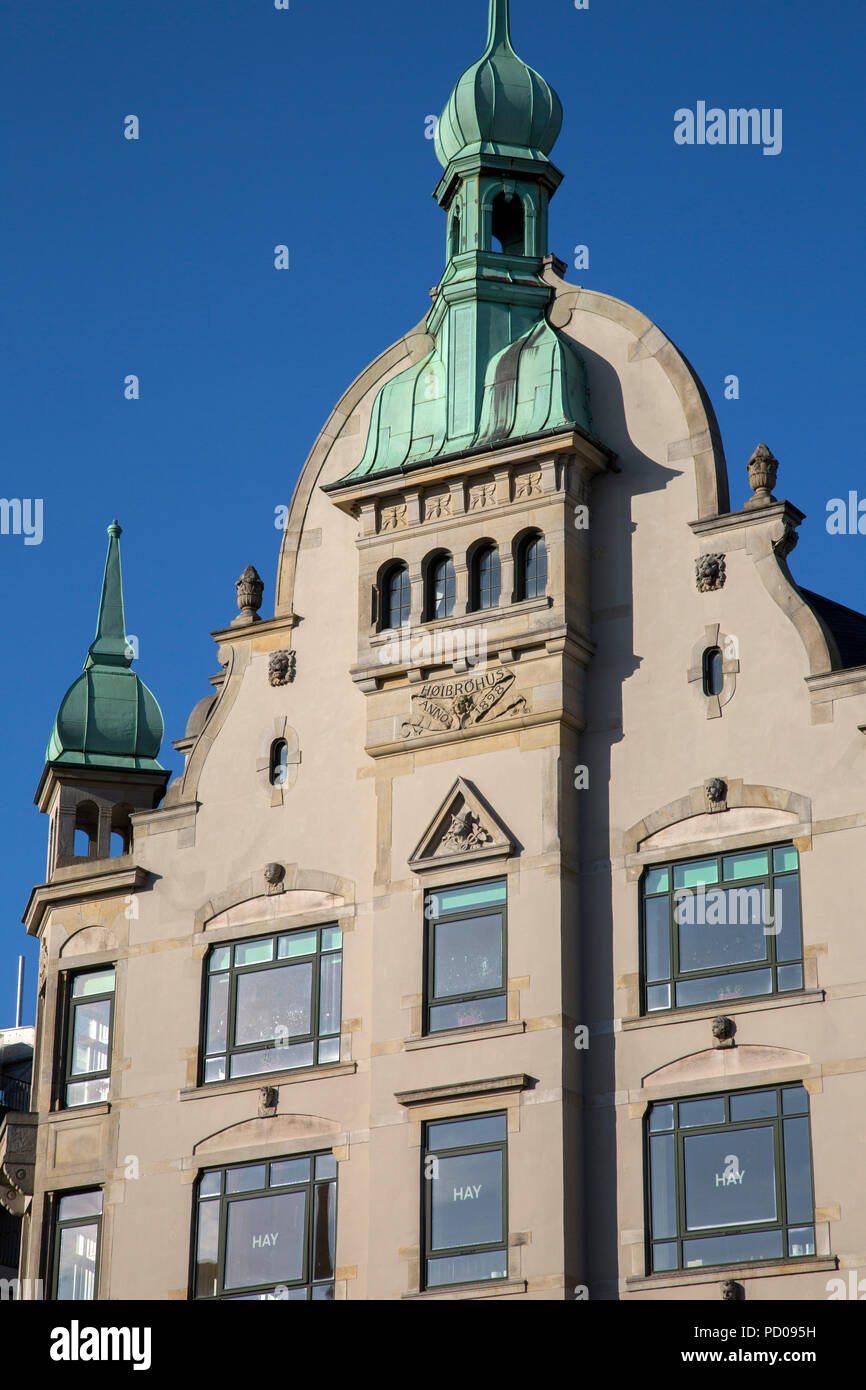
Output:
[{"xmin": 380, "ymin": 532, "xmax": 547, "ymax": 631}]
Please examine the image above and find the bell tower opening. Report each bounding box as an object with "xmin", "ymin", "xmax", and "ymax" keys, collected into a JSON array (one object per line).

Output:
[{"xmin": 491, "ymin": 192, "xmax": 524, "ymax": 255}]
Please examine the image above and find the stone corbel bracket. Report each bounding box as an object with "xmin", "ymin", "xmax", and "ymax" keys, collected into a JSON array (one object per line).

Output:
[{"xmin": 0, "ymin": 1112, "xmax": 37, "ymax": 1216}]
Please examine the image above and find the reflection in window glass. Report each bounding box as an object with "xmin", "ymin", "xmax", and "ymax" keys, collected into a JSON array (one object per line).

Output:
[
  {"xmin": 53, "ymin": 1190, "xmax": 103, "ymax": 1300},
  {"xmin": 423, "ymin": 1114, "xmax": 508, "ymax": 1289},
  {"xmin": 203, "ymin": 927, "xmax": 342, "ymax": 1083},
  {"xmin": 642, "ymin": 846, "xmax": 802, "ymax": 1014},
  {"xmin": 425, "ymin": 880, "xmax": 506, "ymax": 1033},
  {"xmin": 194, "ymin": 1156, "xmax": 336, "ymax": 1300},
  {"xmin": 65, "ymin": 969, "xmax": 115, "ymax": 1107},
  {"xmin": 646, "ymin": 1088, "xmax": 815, "ymax": 1272}
]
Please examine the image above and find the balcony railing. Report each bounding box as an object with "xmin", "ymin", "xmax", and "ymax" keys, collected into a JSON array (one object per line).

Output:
[{"xmin": 0, "ymin": 1074, "xmax": 31, "ymax": 1117}]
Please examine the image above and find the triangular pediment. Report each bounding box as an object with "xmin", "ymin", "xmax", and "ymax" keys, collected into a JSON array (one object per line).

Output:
[{"xmin": 409, "ymin": 778, "xmax": 515, "ymax": 872}]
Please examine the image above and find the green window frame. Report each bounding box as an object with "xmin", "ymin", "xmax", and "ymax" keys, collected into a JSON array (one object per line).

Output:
[
  {"xmin": 202, "ymin": 925, "xmax": 342, "ymax": 1083},
  {"xmin": 422, "ymin": 1113, "xmax": 509, "ymax": 1289},
  {"xmin": 63, "ymin": 967, "xmax": 116, "ymax": 1107},
  {"xmin": 192, "ymin": 1154, "xmax": 337, "ymax": 1300},
  {"xmin": 640, "ymin": 843, "xmax": 803, "ymax": 1014},
  {"xmin": 471, "ymin": 544, "xmax": 501, "ymax": 611},
  {"xmin": 423, "ymin": 879, "xmax": 507, "ymax": 1034},
  {"xmin": 50, "ymin": 1189, "xmax": 103, "ymax": 1300},
  {"xmin": 646, "ymin": 1085, "xmax": 816, "ymax": 1273}
]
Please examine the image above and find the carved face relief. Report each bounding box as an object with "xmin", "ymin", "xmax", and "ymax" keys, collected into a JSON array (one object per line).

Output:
[
  {"xmin": 695, "ymin": 553, "xmax": 726, "ymax": 592},
  {"xmin": 268, "ymin": 650, "xmax": 296, "ymax": 687},
  {"xmin": 439, "ymin": 807, "xmax": 492, "ymax": 853}
]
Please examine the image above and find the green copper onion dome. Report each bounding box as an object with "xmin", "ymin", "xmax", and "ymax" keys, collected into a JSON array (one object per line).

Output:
[
  {"xmin": 434, "ymin": 0, "xmax": 563, "ymax": 167},
  {"xmin": 45, "ymin": 522, "xmax": 165, "ymax": 771}
]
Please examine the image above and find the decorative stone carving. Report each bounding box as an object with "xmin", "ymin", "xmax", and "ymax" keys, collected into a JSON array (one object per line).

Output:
[
  {"xmin": 440, "ymin": 807, "xmax": 492, "ymax": 854},
  {"xmin": 513, "ymin": 466, "xmax": 542, "ymax": 500},
  {"xmin": 746, "ymin": 442, "xmax": 779, "ymax": 508},
  {"xmin": 258, "ymin": 1085, "xmax": 278, "ymax": 1117},
  {"xmin": 721, "ymin": 1280, "xmax": 745, "ymax": 1301},
  {"xmin": 379, "ymin": 500, "xmax": 408, "ymax": 532},
  {"xmin": 232, "ymin": 565, "xmax": 264, "ymax": 625},
  {"xmin": 402, "ymin": 666, "xmax": 528, "ymax": 739},
  {"xmin": 695, "ymin": 553, "xmax": 726, "ymax": 593},
  {"xmin": 772, "ymin": 521, "xmax": 798, "ymax": 560},
  {"xmin": 409, "ymin": 777, "xmax": 515, "ymax": 870},
  {"xmin": 712, "ymin": 1016, "xmax": 736, "ymax": 1044},
  {"xmin": 467, "ymin": 476, "xmax": 497, "ymax": 511},
  {"xmin": 422, "ymin": 489, "xmax": 451, "ymax": 522},
  {"xmin": 268, "ymin": 650, "xmax": 296, "ymax": 686},
  {"xmin": 263, "ymin": 862, "xmax": 285, "ymax": 892},
  {"xmin": 705, "ymin": 777, "xmax": 728, "ymax": 808}
]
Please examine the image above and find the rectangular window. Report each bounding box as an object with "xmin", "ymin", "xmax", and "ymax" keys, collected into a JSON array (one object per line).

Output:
[
  {"xmin": 51, "ymin": 1190, "xmax": 103, "ymax": 1300},
  {"xmin": 193, "ymin": 1154, "xmax": 337, "ymax": 1300},
  {"xmin": 64, "ymin": 968, "xmax": 116, "ymax": 1106},
  {"xmin": 423, "ymin": 1112, "xmax": 508, "ymax": 1288},
  {"xmin": 424, "ymin": 879, "xmax": 506, "ymax": 1033},
  {"xmin": 641, "ymin": 844, "xmax": 803, "ymax": 1013},
  {"xmin": 202, "ymin": 926, "xmax": 342, "ymax": 1083},
  {"xmin": 646, "ymin": 1085, "xmax": 815, "ymax": 1272}
]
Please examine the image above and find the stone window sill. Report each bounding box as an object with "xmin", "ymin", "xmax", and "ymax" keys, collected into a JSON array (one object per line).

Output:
[
  {"xmin": 403, "ymin": 1279, "xmax": 527, "ymax": 1301},
  {"xmin": 179, "ymin": 1061, "xmax": 357, "ymax": 1101},
  {"xmin": 626, "ymin": 1256, "xmax": 836, "ymax": 1290},
  {"xmin": 46, "ymin": 1103, "xmax": 111, "ymax": 1124},
  {"xmin": 622, "ymin": 989, "xmax": 824, "ymax": 1029},
  {"xmin": 404, "ymin": 1020, "xmax": 526, "ymax": 1051}
]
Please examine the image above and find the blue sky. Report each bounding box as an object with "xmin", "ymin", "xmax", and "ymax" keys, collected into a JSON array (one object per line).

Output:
[{"xmin": 2, "ymin": 0, "xmax": 863, "ymax": 1024}]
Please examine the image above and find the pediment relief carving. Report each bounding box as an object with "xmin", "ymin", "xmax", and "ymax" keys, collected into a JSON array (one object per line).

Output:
[{"xmin": 409, "ymin": 777, "xmax": 515, "ymax": 872}]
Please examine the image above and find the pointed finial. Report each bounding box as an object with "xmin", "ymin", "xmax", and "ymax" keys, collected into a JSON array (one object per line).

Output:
[
  {"xmin": 85, "ymin": 521, "xmax": 130, "ymax": 669},
  {"xmin": 486, "ymin": 0, "xmax": 512, "ymax": 50}
]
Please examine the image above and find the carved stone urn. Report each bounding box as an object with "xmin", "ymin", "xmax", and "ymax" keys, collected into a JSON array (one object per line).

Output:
[
  {"xmin": 746, "ymin": 443, "xmax": 779, "ymax": 508},
  {"xmin": 233, "ymin": 566, "xmax": 264, "ymax": 625}
]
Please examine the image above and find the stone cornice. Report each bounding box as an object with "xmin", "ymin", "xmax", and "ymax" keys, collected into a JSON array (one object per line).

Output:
[
  {"xmin": 395, "ymin": 1074, "xmax": 532, "ymax": 1107},
  {"xmin": 689, "ymin": 499, "xmax": 805, "ymax": 538},
  {"xmin": 326, "ymin": 427, "xmax": 614, "ymax": 512},
  {"xmin": 23, "ymin": 863, "xmax": 148, "ymax": 938},
  {"xmin": 209, "ymin": 612, "xmax": 299, "ymax": 645}
]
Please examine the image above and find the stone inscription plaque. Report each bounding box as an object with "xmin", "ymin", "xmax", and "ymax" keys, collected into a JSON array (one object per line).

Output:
[{"xmin": 401, "ymin": 667, "xmax": 527, "ymax": 739}]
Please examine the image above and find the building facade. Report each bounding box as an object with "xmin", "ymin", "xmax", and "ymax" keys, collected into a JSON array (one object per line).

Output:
[{"xmin": 7, "ymin": 0, "xmax": 866, "ymax": 1300}]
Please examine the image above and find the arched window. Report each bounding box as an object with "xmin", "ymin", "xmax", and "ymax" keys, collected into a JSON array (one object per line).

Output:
[
  {"xmin": 450, "ymin": 210, "xmax": 461, "ymax": 258},
  {"xmin": 74, "ymin": 801, "xmax": 98, "ymax": 859},
  {"xmin": 702, "ymin": 646, "xmax": 724, "ymax": 697},
  {"xmin": 516, "ymin": 534, "xmax": 547, "ymax": 600},
  {"xmin": 471, "ymin": 544, "xmax": 501, "ymax": 611},
  {"xmin": 269, "ymin": 739, "xmax": 289, "ymax": 787},
  {"xmin": 491, "ymin": 192, "xmax": 524, "ymax": 255},
  {"xmin": 382, "ymin": 563, "xmax": 411, "ymax": 630},
  {"xmin": 110, "ymin": 804, "xmax": 133, "ymax": 857},
  {"xmin": 73, "ymin": 829, "xmax": 92, "ymax": 857},
  {"xmin": 427, "ymin": 554, "xmax": 456, "ymax": 620}
]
